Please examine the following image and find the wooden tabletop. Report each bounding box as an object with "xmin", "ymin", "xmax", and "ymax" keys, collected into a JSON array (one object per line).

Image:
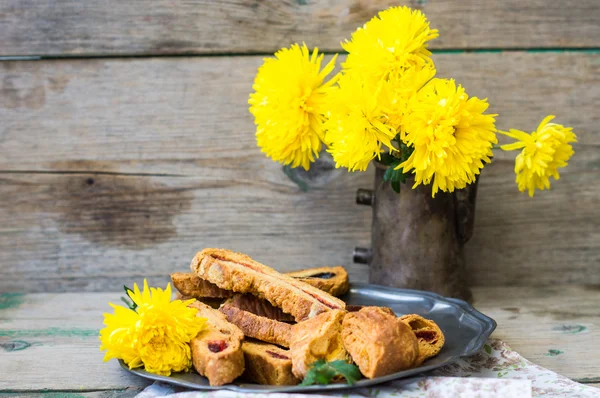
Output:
[{"xmin": 1, "ymin": 286, "xmax": 598, "ymax": 396}]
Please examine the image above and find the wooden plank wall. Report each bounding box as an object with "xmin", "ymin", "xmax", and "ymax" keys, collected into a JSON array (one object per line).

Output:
[
  {"xmin": 0, "ymin": 1, "xmax": 599, "ymax": 292},
  {"xmin": 2, "ymin": 1, "xmax": 600, "ymax": 56}
]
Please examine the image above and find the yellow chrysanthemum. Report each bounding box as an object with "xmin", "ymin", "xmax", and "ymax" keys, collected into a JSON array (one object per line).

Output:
[
  {"xmin": 398, "ymin": 78, "xmax": 497, "ymax": 196},
  {"xmin": 100, "ymin": 280, "xmax": 207, "ymax": 376},
  {"xmin": 249, "ymin": 43, "xmax": 338, "ymax": 170},
  {"xmin": 324, "ymin": 72, "xmax": 398, "ymax": 172},
  {"xmin": 342, "ymin": 6, "xmax": 438, "ymax": 83},
  {"xmin": 499, "ymin": 116, "xmax": 576, "ymax": 197},
  {"xmin": 384, "ymin": 62, "xmax": 437, "ymax": 133}
]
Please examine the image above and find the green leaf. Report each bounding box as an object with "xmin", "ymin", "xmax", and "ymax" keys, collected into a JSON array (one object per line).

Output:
[
  {"xmin": 299, "ymin": 370, "xmax": 317, "ymax": 386},
  {"xmin": 379, "ymin": 153, "xmax": 398, "ymax": 166},
  {"xmin": 381, "ymin": 155, "xmax": 408, "ymax": 193},
  {"xmin": 315, "ymin": 367, "xmax": 336, "ymax": 385},
  {"xmin": 393, "ymin": 168, "xmax": 407, "ymax": 184},
  {"xmin": 122, "ymin": 285, "xmax": 138, "ymax": 312},
  {"xmin": 382, "ymin": 166, "xmax": 394, "ymax": 182},
  {"xmin": 300, "ymin": 359, "xmax": 361, "ymax": 386},
  {"xmin": 484, "ymin": 344, "xmax": 492, "ymax": 355},
  {"xmin": 391, "ymin": 178, "xmax": 401, "ymax": 193},
  {"xmin": 329, "ymin": 360, "xmax": 362, "ymax": 385},
  {"xmin": 120, "ymin": 296, "xmax": 133, "ymax": 308}
]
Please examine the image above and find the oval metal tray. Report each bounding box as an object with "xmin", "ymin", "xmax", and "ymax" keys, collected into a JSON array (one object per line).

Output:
[{"xmin": 121, "ymin": 282, "xmax": 496, "ymax": 392}]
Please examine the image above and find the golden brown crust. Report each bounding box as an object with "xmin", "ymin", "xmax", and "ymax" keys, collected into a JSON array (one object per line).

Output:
[
  {"xmin": 286, "ymin": 266, "xmax": 350, "ymax": 297},
  {"xmin": 220, "ymin": 302, "xmax": 292, "ymax": 348},
  {"xmin": 342, "ymin": 307, "xmax": 418, "ymax": 378},
  {"xmin": 190, "ymin": 248, "xmax": 345, "ymax": 321},
  {"xmin": 188, "ymin": 301, "xmax": 245, "ymax": 386},
  {"xmin": 225, "ymin": 294, "xmax": 294, "ymax": 322},
  {"xmin": 289, "ymin": 309, "xmax": 351, "ymax": 379},
  {"xmin": 171, "ymin": 272, "xmax": 232, "ymax": 298},
  {"xmin": 346, "ymin": 305, "xmax": 395, "ymax": 315},
  {"xmin": 241, "ymin": 340, "xmax": 300, "ymax": 385},
  {"xmin": 399, "ymin": 314, "xmax": 445, "ymax": 366},
  {"xmin": 175, "ymin": 292, "xmax": 224, "ymax": 309}
]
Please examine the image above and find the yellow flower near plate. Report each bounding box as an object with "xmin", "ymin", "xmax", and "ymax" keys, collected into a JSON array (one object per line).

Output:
[{"xmin": 99, "ymin": 280, "xmax": 207, "ymax": 376}]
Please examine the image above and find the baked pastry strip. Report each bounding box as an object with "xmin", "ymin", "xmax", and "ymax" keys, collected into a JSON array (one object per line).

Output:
[
  {"xmin": 224, "ymin": 294, "xmax": 295, "ymax": 322},
  {"xmin": 171, "ymin": 272, "xmax": 232, "ymax": 298},
  {"xmin": 399, "ymin": 314, "xmax": 445, "ymax": 366},
  {"xmin": 342, "ymin": 307, "xmax": 418, "ymax": 378},
  {"xmin": 175, "ymin": 292, "xmax": 224, "ymax": 309},
  {"xmin": 220, "ymin": 302, "xmax": 292, "ymax": 348},
  {"xmin": 286, "ymin": 266, "xmax": 349, "ymax": 297},
  {"xmin": 188, "ymin": 301, "xmax": 245, "ymax": 386},
  {"xmin": 241, "ymin": 340, "xmax": 300, "ymax": 385},
  {"xmin": 289, "ymin": 309, "xmax": 351, "ymax": 379},
  {"xmin": 346, "ymin": 305, "xmax": 395, "ymax": 315},
  {"xmin": 191, "ymin": 248, "xmax": 345, "ymax": 321}
]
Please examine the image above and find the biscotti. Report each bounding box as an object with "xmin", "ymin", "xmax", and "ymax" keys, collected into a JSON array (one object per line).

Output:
[
  {"xmin": 286, "ymin": 266, "xmax": 350, "ymax": 297},
  {"xmin": 171, "ymin": 272, "xmax": 232, "ymax": 298},
  {"xmin": 342, "ymin": 307, "xmax": 418, "ymax": 378},
  {"xmin": 399, "ymin": 314, "xmax": 445, "ymax": 366},
  {"xmin": 188, "ymin": 301, "xmax": 245, "ymax": 386},
  {"xmin": 346, "ymin": 305, "xmax": 395, "ymax": 315},
  {"xmin": 289, "ymin": 309, "xmax": 351, "ymax": 379},
  {"xmin": 220, "ymin": 301, "xmax": 292, "ymax": 348},
  {"xmin": 175, "ymin": 292, "xmax": 224, "ymax": 309},
  {"xmin": 191, "ymin": 248, "xmax": 345, "ymax": 321},
  {"xmin": 241, "ymin": 340, "xmax": 300, "ymax": 385},
  {"xmin": 225, "ymin": 294, "xmax": 294, "ymax": 322}
]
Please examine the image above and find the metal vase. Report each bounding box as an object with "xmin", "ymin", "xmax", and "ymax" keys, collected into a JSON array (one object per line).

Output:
[{"xmin": 355, "ymin": 163, "xmax": 478, "ymax": 301}]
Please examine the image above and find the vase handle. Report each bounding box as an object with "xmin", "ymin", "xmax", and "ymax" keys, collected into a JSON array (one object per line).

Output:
[
  {"xmin": 356, "ymin": 188, "xmax": 374, "ymax": 206},
  {"xmin": 353, "ymin": 247, "xmax": 372, "ymax": 264}
]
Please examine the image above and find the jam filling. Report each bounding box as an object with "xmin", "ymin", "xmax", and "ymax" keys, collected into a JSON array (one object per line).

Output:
[
  {"xmin": 213, "ymin": 255, "xmax": 263, "ymax": 272},
  {"xmin": 415, "ymin": 330, "xmax": 437, "ymax": 343},
  {"xmin": 266, "ymin": 350, "xmax": 289, "ymax": 360},
  {"xmin": 212, "ymin": 255, "xmax": 339, "ymax": 309},
  {"xmin": 303, "ymin": 272, "xmax": 336, "ymax": 279},
  {"xmin": 207, "ymin": 340, "xmax": 228, "ymax": 353},
  {"xmin": 304, "ymin": 291, "xmax": 338, "ymax": 309}
]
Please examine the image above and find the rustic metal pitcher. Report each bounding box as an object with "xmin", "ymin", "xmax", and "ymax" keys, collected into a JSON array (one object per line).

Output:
[{"xmin": 354, "ymin": 162, "xmax": 478, "ymax": 301}]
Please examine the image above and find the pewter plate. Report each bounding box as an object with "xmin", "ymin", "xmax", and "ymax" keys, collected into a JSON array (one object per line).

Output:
[{"xmin": 121, "ymin": 283, "xmax": 496, "ymax": 392}]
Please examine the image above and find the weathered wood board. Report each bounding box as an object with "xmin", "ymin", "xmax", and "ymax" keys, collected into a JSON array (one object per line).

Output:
[
  {"xmin": 473, "ymin": 285, "xmax": 600, "ymax": 383},
  {"xmin": 1, "ymin": 1, "xmax": 599, "ymax": 57},
  {"xmin": 0, "ymin": 52, "xmax": 598, "ymax": 292},
  {"xmin": 0, "ymin": 287, "xmax": 598, "ymax": 391}
]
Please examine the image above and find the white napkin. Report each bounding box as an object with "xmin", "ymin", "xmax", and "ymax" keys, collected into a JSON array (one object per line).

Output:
[{"xmin": 136, "ymin": 339, "xmax": 599, "ymax": 398}]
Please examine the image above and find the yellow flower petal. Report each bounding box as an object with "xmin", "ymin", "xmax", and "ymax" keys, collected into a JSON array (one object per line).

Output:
[
  {"xmin": 501, "ymin": 116, "xmax": 576, "ymax": 196},
  {"xmin": 324, "ymin": 72, "xmax": 398, "ymax": 172},
  {"xmin": 398, "ymin": 78, "xmax": 497, "ymax": 197},
  {"xmin": 249, "ymin": 43, "xmax": 338, "ymax": 170},
  {"xmin": 500, "ymin": 141, "xmax": 527, "ymax": 151},
  {"xmin": 99, "ymin": 279, "xmax": 207, "ymax": 376},
  {"xmin": 342, "ymin": 6, "xmax": 438, "ymax": 84}
]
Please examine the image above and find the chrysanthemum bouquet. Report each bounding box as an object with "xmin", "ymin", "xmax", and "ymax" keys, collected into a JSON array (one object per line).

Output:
[{"xmin": 249, "ymin": 6, "xmax": 576, "ymax": 197}]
